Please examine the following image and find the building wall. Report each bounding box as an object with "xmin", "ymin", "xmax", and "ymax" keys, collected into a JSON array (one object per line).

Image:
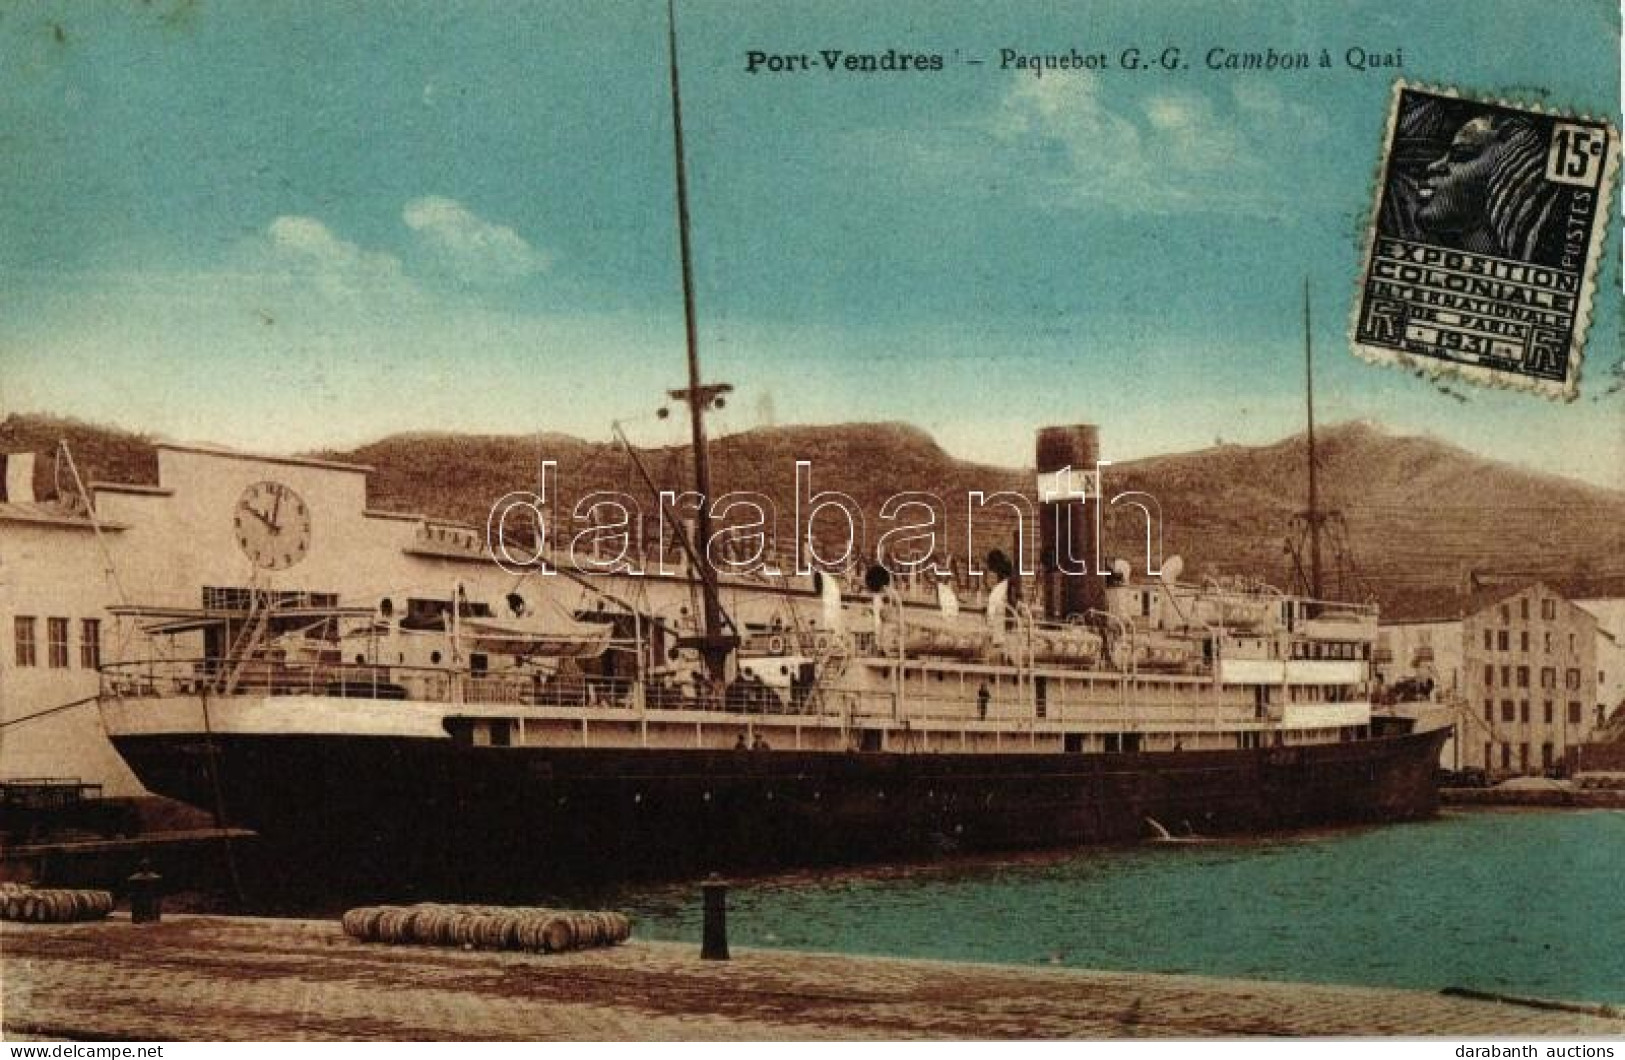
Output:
[
  {"xmin": 0, "ymin": 515, "xmax": 136, "ymax": 789},
  {"xmin": 1462, "ymin": 584, "xmax": 1600, "ymax": 778}
]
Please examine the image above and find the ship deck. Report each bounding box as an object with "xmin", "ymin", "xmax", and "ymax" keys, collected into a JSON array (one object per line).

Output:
[{"xmin": 3, "ymin": 914, "xmax": 1617, "ymax": 1039}]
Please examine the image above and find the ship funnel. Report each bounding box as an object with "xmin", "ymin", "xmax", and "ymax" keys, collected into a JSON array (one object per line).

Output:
[{"xmin": 1036, "ymin": 425, "xmax": 1103, "ymax": 620}]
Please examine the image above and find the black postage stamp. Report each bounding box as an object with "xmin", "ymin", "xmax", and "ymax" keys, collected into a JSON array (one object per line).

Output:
[{"xmin": 1352, "ymin": 82, "xmax": 1619, "ymax": 399}]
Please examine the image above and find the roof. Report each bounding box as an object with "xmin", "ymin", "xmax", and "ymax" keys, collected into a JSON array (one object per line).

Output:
[{"xmin": 156, "ymin": 442, "xmax": 372, "ymax": 475}]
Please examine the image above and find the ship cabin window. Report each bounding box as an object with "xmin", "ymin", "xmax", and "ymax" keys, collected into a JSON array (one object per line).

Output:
[
  {"xmin": 489, "ymin": 720, "xmax": 511, "ymax": 747},
  {"xmin": 1104, "ymin": 733, "xmax": 1121, "ymax": 753},
  {"xmin": 858, "ymin": 729, "xmax": 882, "ymax": 752},
  {"xmin": 404, "ymin": 598, "xmax": 451, "ymax": 631},
  {"xmin": 13, "ymin": 616, "xmax": 37, "ymax": 667},
  {"xmin": 470, "ymin": 653, "xmax": 489, "ymax": 677},
  {"xmin": 1064, "ymin": 733, "xmax": 1086, "ymax": 753}
]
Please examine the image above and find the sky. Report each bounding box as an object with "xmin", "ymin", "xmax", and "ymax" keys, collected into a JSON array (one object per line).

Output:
[{"xmin": 1, "ymin": 0, "xmax": 1621, "ymax": 487}]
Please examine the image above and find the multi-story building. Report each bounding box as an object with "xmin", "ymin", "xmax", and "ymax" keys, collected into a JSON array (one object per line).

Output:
[
  {"xmin": 1378, "ymin": 583, "xmax": 1623, "ymax": 776},
  {"xmin": 1461, "ymin": 583, "xmax": 1611, "ymax": 778}
]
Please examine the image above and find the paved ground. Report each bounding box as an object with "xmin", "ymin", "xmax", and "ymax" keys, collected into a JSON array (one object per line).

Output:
[{"xmin": 2, "ymin": 915, "xmax": 1619, "ymax": 1040}]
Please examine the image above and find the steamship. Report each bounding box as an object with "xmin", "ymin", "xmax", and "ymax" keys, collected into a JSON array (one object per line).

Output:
[{"xmin": 94, "ymin": 8, "xmax": 1446, "ymax": 898}]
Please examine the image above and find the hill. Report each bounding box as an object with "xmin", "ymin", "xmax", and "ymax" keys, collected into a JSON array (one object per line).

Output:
[{"xmin": 4, "ymin": 413, "xmax": 1623, "ymax": 619}]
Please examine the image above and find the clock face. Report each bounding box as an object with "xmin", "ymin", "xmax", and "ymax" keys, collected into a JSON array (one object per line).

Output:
[{"xmin": 234, "ymin": 480, "xmax": 312, "ymax": 571}]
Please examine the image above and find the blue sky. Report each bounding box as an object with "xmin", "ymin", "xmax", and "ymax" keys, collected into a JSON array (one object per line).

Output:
[{"xmin": 1, "ymin": 0, "xmax": 1620, "ymax": 486}]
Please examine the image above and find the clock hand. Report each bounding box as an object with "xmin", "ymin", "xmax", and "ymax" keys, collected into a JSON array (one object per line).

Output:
[
  {"xmin": 268, "ymin": 486, "xmax": 284, "ymax": 531},
  {"xmin": 246, "ymin": 505, "xmax": 277, "ymax": 529}
]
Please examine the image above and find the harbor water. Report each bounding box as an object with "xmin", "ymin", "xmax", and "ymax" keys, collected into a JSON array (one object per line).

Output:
[{"xmin": 608, "ymin": 809, "xmax": 1625, "ymax": 1006}]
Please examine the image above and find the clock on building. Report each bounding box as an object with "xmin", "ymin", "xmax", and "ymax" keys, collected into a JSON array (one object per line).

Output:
[{"xmin": 234, "ymin": 480, "xmax": 312, "ymax": 571}]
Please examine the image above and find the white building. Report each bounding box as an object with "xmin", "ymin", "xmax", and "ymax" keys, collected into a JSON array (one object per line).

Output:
[{"xmin": 1, "ymin": 443, "xmax": 562, "ymax": 794}]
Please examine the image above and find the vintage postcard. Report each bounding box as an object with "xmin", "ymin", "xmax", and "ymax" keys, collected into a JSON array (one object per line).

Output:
[{"xmin": 0, "ymin": 0, "xmax": 1621, "ymax": 1046}]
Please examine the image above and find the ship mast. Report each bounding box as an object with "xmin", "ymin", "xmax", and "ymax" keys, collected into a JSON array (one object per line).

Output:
[
  {"xmin": 664, "ymin": 0, "xmax": 734, "ymax": 690},
  {"xmin": 1303, "ymin": 278, "xmax": 1324, "ymax": 601}
]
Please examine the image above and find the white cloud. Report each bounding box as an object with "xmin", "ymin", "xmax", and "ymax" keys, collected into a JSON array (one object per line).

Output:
[
  {"xmin": 402, "ymin": 196, "xmax": 547, "ymax": 282},
  {"xmin": 989, "ymin": 76, "xmax": 1285, "ymax": 216},
  {"xmin": 263, "ymin": 215, "xmax": 406, "ymax": 299}
]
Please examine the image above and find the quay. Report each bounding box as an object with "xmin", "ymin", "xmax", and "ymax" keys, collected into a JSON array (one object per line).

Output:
[
  {"xmin": 1442, "ymin": 788, "xmax": 1625, "ymax": 809},
  {"xmin": 2, "ymin": 915, "xmax": 1620, "ymax": 1040}
]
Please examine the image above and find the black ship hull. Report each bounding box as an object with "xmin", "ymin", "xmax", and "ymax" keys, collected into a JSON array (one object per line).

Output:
[{"xmin": 111, "ymin": 726, "xmax": 1449, "ymax": 903}]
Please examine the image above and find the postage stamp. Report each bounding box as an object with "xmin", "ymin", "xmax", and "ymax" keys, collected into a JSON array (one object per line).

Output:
[{"xmin": 1352, "ymin": 82, "xmax": 1619, "ymax": 399}]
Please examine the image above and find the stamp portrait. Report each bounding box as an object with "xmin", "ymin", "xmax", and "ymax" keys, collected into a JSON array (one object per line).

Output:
[{"xmin": 1353, "ymin": 83, "xmax": 1619, "ymax": 399}]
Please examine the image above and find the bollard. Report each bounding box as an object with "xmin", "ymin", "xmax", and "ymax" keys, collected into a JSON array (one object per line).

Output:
[
  {"xmin": 128, "ymin": 862, "xmax": 163, "ymax": 925},
  {"xmin": 700, "ymin": 876, "xmax": 729, "ymax": 960}
]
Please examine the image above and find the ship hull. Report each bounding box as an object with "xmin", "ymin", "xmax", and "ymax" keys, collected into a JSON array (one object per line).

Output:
[{"xmin": 110, "ymin": 726, "xmax": 1449, "ymax": 902}]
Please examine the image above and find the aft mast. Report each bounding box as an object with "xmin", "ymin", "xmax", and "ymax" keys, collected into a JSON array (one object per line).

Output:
[{"xmin": 664, "ymin": 0, "xmax": 735, "ymax": 691}]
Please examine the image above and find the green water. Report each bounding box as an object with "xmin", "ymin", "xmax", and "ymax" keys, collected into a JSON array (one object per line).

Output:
[{"xmin": 610, "ymin": 809, "xmax": 1625, "ymax": 1005}]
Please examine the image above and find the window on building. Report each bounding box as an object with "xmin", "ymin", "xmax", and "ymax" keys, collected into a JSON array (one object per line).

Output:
[
  {"xmin": 1520, "ymin": 700, "xmax": 1529, "ymax": 723},
  {"xmin": 1545, "ymin": 632, "xmax": 1555, "ymax": 653},
  {"xmin": 79, "ymin": 619, "xmax": 101, "ymax": 670},
  {"xmin": 1500, "ymin": 744, "xmax": 1512, "ymax": 771},
  {"xmin": 1484, "ymin": 741, "xmax": 1493, "ymax": 770},
  {"xmin": 1484, "ymin": 700, "xmax": 1493, "ymax": 722},
  {"xmin": 1541, "ymin": 666, "xmax": 1555, "ymax": 689},
  {"xmin": 1498, "ymin": 631, "xmax": 1509, "ymax": 652},
  {"xmin": 1484, "ymin": 664, "xmax": 1495, "ymax": 687},
  {"xmin": 14, "ymin": 617, "xmax": 37, "ymax": 667},
  {"xmin": 1483, "ymin": 629, "xmax": 1493, "ymax": 650},
  {"xmin": 1566, "ymin": 668, "xmax": 1581, "ymax": 691},
  {"xmin": 1516, "ymin": 666, "xmax": 1529, "ymax": 688},
  {"xmin": 1500, "ymin": 604, "xmax": 1510, "ymax": 624},
  {"xmin": 1569, "ymin": 633, "xmax": 1577, "ymax": 654},
  {"xmin": 1569, "ymin": 701, "xmax": 1583, "ymax": 724},
  {"xmin": 1542, "ymin": 599, "xmax": 1556, "ymax": 621},
  {"xmin": 1501, "ymin": 665, "xmax": 1511, "ymax": 687},
  {"xmin": 1520, "ymin": 632, "xmax": 1529, "ymax": 653},
  {"xmin": 1501, "ymin": 700, "xmax": 1516, "ymax": 723},
  {"xmin": 1544, "ymin": 701, "xmax": 1554, "ymax": 724},
  {"xmin": 46, "ymin": 617, "xmax": 69, "ymax": 669},
  {"xmin": 1541, "ymin": 743, "xmax": 1554, "ymax": 771},
  {"xmin": 1519, "ymin": 742, "xmax": 1529, "ymax": 772},
  {"xmin": 1520, "ymin": 599, "xmax": 1529, "ymax": 621}
]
